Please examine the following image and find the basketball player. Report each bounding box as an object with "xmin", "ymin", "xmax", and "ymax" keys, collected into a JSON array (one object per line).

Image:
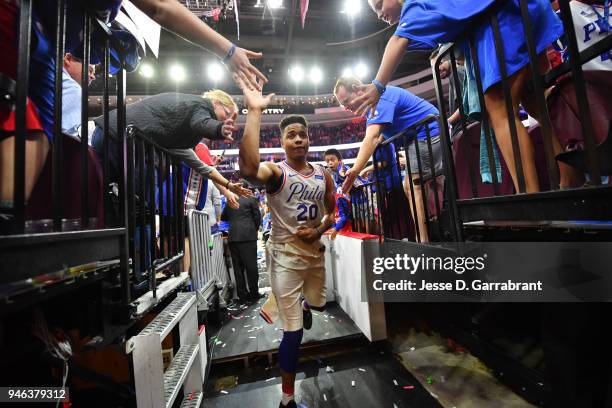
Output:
[{"xmin": 238, "ymin": 82, "xmax": 336, "ymax": 408}]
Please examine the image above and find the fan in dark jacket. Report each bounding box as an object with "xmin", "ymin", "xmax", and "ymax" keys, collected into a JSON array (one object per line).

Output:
[
  {"xmin": 222, "ymin": 188, "xmax": 262, "ymax": 304},
  {"xmin": 91, "ymin": 91, "xmax": 237, "ymax": 182}
]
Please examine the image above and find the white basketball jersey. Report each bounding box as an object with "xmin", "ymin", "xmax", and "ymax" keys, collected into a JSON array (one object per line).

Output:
[{"xmin": 267, "ymin": 161, "xmax": 327, "ymax": 243}]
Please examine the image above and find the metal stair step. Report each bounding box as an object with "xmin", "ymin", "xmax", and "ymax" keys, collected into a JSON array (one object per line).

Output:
[
  {"xmin": 139, "ymin": 292, "xmax": 196, "ymax": 340},
  {"xmin": 180, "ymin": 391, "xmax": 203, "ymax": 408},
  {"xmin": 164, "ymin": 343, "xmax": 200, "ymax": 408}
]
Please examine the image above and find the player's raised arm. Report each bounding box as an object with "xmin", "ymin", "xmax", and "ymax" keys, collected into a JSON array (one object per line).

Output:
[{"xmin": 238, "ymin": 82, "xmax": 278, "ymax": 186}]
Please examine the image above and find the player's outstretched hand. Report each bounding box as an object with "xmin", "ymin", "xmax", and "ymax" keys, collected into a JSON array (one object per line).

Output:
[
  {"xmin": 221, "ymin": 118, "xmax": 236, "ymax": 142},
  {"xmin": 227, "ymin": 47, "xmax": 268, "ymax": 91},
  {"xmin": 349, "ymin": 83, "xmax": 381, "ymax": 117},
  {"xmin": 296, "ymin": 226, "xmax": 320, "ymax": 244},
  {"xmin": 341, "ymin": 167, "xmax": 359, "ymax": 194},
  {"xmin": 241, "ymin": 78, "xmax": 276, "ymax": 111},
  {"xmin": 228, "ymin": 182, "xmax": 254, "ymax": 198}
]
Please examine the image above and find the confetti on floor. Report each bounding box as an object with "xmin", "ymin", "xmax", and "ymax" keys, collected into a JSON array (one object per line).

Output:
[
  {"xmin": 351, "ymin": 380, "xmax": 355, "ymax": 387},
  {"xmin": 220, "ymin": 390, "xmax": 228, "ymax": 395},
  {"xmin": 326, "ymin": 366, "xmax": 334, "ymax": 373},
  {"xmin": 265, "ymin": 377, "xmax": 275, "ymax": 382},
  {"xmin": 403, "ymin": 385, "xmax": 415, "ymax": 390},
  {"xmin": 358, "ymin": 368, "xmax": 366, "ymax": 372},
  {"xmin": 393, "ymin": 379, "xmax": 398, "ymax": 386}
]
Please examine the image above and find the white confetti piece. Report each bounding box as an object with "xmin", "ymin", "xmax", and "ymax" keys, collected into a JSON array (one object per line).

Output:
[
  {"xmin": 231, "ymin": 328, "xmax": 236, "ymax": 332},
  {"xmin": 393, "ymin": 379, "xmax": 398, "ymax": 386},
  {"xmin": 220, "ymin": 390, "xmax": 228, "ymax": 395},
  {"xmin": 244, "ymin": 325, "xmax": 251, "ymax": 328},
  {"xmin": 330, "ymin": 315, "xmax": 335, "ymax": 319},
  {"xmin": 323, "ymin": 394, "xmax": 327, "ymax": 401},
  {"xmin": 222, "ymin": 343, "xmax": 226, "ymax": 348},
  {"xmin": 358, "ymin": 368, "xmax": 366, "ymax": 372},
  {"xmin": 351, "ymin": 380, "xmax": 355, "ymax": 387},
  {"xmin": 266, "ymin": 377, "xmax": 275, "ymax": 382},
  {"xmin": 324, "ymin": 332, "xmax": 329, "ymax": 336},
  {"xmin": 326, "ymin": 366, "xmax": 334, "ymax": 373},
  {"xmin": 430, "ymin": 392, "xmax": 439, "ymax": 399},
  {"xmin": 410, "ymin": 347, "xmax": 415, "ymax": 351},
  {"xmin": 252, "ymin": 316, "xmax": 256, "ymax": 320},
  {"xmin": 249, "ymin": 336, "xmax": 256, "ymax": 339}
]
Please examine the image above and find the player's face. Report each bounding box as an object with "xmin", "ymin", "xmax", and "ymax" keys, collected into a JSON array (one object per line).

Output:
[
  {"xmin": 282, "ymin": 123, "xmax": 309, "ymax": 160},
  {"xmin": 325, "ymin": 154, "xmax": 340, "ymax": 171},
  {"xmin": 368, "ymin": 0, "xmax": 402, "ymax": 25}
]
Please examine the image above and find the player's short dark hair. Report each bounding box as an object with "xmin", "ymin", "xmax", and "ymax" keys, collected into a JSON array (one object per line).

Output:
[
  {"xmin": 279, "ymin": 115, "xmax": 308, "ymax": 134},
  {"xmin": 324, "ymin": 148, "xmax": 342, "ymax": 160}
]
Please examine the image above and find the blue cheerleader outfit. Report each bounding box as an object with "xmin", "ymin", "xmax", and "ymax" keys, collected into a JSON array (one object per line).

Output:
[{"xmin": 395, "ymin": 0, "xmax": 564, "ymax": 92}]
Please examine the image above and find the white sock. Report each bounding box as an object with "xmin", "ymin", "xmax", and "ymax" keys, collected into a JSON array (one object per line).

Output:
[{"xmin": 281, "ymin": 392, "xmax": 294, "ymax": 406}]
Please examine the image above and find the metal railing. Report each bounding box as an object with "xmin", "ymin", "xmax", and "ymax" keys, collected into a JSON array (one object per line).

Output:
[
  {"xmin": 349, "ymin": 182, "xmax": 382, "ymax": 236},
  {"xmin": 0, "ymin": 2, "xmax": 185, "ymax": 319},
  {"xmin": 187, "ymin": 209, "xmax": 229, "ymax": 304},
  {"xmin": 429, "ymin": 0, "xmax": 611, "ymax": 234},
  {"xmin": 368, "ymin": 114, "xmax": 445, "ymax": 242}
]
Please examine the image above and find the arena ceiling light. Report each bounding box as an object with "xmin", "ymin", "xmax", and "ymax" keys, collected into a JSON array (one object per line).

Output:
[
  {"xmin": 169, "ymin": 64, "xmax": 186, "ymax": 82},
  {"xmin": 355, "ymin": 62, "xmax": 368, "ymax": 79},
  {"xmin": 342, "ymin": 0, "xmax": 361, "ymax": 16},
  {"xmin": 309, "ymin": 67, "xmax": 323, "ymax": 85},
  {"xmin": 289, "ymin": 65, "xmax": 305, "ymax": 83},
  {"xmin": 139, "ymin": 63, "xmax": 154, "ymax": 78},
  {"xmin": 207, "ymin": 61, "xmax": 224, "ymax": 82},
  {"xmin": 267, "ymin": 0, "xmax": 283, "ymax": 9},
  {"xmin": 341, "ymin": 67, "xmax": 354, "ymax": 78}
]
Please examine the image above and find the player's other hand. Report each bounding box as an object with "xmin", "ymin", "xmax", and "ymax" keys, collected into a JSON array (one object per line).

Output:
[
  {"xmin": 240, "ymin": 77, "xmax": 275, "ymax": 111},
  {"xmin": 341, "ymin": 167, "xmax": 359, "ymax": 194},
  {"xmin": 330, "ymin": 228, "xmax": 339, "ymax": 240},
  {"xmin": 228, "ymin": 182, "xmax": 254, "ymax": 198},
  {"xmin": 221, "ymin": 118, "xmax": 236, "ymax": 142},
  {"xmin": 348, "ymin": 83, "xmax": 381, "ymax": 117},
  {"xmin": 296, "ymin": 226, "xmax": 320, "ymax": 244},
  {"xmin": 227, "ymin": 47, "xmax": 268, "ymax": 91}
]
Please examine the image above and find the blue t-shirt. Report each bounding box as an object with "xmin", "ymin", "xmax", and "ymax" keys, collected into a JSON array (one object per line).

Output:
[
  {"xmin": 394, "ymin": 0, "xmax": 563, "ymax": 92},
  {"xmin": 366, "ymin": 86, "xmax": 439, "ymax": 142}
]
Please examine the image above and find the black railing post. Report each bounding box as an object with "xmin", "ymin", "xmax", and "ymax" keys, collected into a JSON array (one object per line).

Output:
[
  {"xmin": 53, "ymin": 0, "xmax": 66, "ymax": 231},
  {"xmin": 117, "ymin": 67, "xmax": 130, "ymax": 306},
  {"xmin": 102, "ymin": 44, "xmax": 110, "ymax": 219},
  {"xmin": 176, "ymin": 157, "xmax": 184, "ymax": 256},
  {"xmin": 432, "ymin": 55, "xmax": 463, "ymax": 242},
  {"xmin": 519, "ymin": 0, "xmax": 560, "ymax": 190},
  {"xmin": 14, "ymin": 0, "xmax": 33, "ymax": 234},
  {"xmin": 147, "ymin": 145, "xmax": 157, "ymax": 296},
  {"xmin": 138, "ymin": 139, "xmax": 146, "ymax": 282},
  {"xmin": 81, "ymin": 12, "xmax": 91, "ymax": 228},
  {"xmin": 557, "ymin": 0, "xmax": 601, "ymax": 185},
  {"xmin": 490, "ymin": 14, "xmax": 527, "ymax": 193}
]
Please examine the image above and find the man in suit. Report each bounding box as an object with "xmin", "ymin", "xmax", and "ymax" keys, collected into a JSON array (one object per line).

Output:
[{"xmin": 222, "ymin": 182, "xmax": 262, "ymax": 304}]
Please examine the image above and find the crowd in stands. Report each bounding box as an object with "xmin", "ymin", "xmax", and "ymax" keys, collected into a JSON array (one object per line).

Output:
[{"xmin": 209, "ymin": 122, "xmax": 365, "ymax": 150}]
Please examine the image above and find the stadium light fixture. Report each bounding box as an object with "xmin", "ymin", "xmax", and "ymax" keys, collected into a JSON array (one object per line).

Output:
[
  {"xmin": 139, "ymin": 63, "xmax": 154, "ymax": 78},
  {"xmin": 169, "ymin": 64, "xmax": 186, "ymax": 82},
  {"xmin": 267, "ymin": 0, "xmax": 283, "ymax": 9},
  {"xmin": 341, "ymin": 67, "xmax": 354, "ymax": 78},
  {"xmin": 289, "ymin": 65, "xmax": 305, "ymax": 82},
  {"xmin": 355, "ymin": 62, "xmax": 368, "ymax": 79},
  {"xmin": 207, "ymin": 61, "xmax": 224, "ymax": 82},
  {"xmin": 343, "ymin": 0, "xmax": 361, "ymax": 16},
  {"xmin": 309, "ymin": 67, "xmax": 323, "ymax": 84}
]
